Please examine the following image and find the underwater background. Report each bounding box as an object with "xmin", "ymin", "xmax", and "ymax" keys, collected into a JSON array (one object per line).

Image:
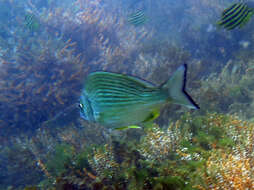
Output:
[{"xmin": 1, "ymin": 0, "xmax": 254, "ymax": 189}]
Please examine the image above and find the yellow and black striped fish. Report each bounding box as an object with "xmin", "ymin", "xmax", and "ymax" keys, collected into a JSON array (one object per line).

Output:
[
  {"xmin": 127, "ymin": 9, "xmax": 147, "ymax": 26},
  {"xmin": 217, "ymin": 2, "xmax": 254, "ymax": 30},
  {"xmin": 79, "ymin": 64, "xmax": 199, "ymax": 130}
]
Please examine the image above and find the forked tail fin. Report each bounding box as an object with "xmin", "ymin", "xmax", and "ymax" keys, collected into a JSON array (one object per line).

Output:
[{"xmin": 163, "ymin": 64, "xmax": 200, "ymax": 109}]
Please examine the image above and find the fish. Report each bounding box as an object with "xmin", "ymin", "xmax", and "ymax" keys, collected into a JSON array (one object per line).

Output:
[
  {"xmin": 127, "ymin": 9, "xmax": 147, "ymax": 26},
  {"xmin": 217, "ymin": 2, "xmax": 254, "ymax": 30},
  {"xmin": 79, "ymin": 64, "xmax": 199, "ymax": 130},
  {"xmin": 24, "ymin": 13, "xmax": 40, "ymax": 31}
]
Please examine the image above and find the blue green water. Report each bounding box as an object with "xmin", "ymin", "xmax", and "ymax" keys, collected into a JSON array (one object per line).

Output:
[{"xmin": 0, "ymin": 0, "xmax": 254, "ymax": 189}]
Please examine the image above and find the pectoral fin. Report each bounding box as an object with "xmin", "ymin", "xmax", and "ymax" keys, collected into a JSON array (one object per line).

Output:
[{"xmin": 143, "ymin": 109, "xmax": 160, "ymax": 123}]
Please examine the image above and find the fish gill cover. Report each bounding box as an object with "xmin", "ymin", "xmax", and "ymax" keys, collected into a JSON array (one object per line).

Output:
[{"xmin": 0, "ymin": 0, "xmax": 254, "ymax": 189}]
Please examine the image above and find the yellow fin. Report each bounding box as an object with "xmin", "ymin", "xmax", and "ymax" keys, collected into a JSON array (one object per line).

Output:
[
  {"xmin": 143, "ymin": 109, "xmax": 160, "ymax": 123},
  {"xmin": 115, "ymin": 125, "xmax": 142, "ymax": 130}
]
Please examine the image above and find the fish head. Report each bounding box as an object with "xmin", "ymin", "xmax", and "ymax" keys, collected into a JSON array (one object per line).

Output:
[{"xmin": 79, "ymin": 92, "xmax": 95, "ymax": 122}]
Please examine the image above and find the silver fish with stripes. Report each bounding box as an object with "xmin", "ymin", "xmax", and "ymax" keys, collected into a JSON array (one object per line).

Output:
[
  {"xmin": 24, "ymin": 13, "xmax": 40, "ymax": 31},
  {"xmin": 217, "ymin": 2, "xmax": 254, "ymax": 30},
  {"xmin": 79, "ymin": 64, "xmax": 199, "ymax": 129},
  {"xmin": 127, "ymin": 9, "xmax": 147, "ymax": 26}
]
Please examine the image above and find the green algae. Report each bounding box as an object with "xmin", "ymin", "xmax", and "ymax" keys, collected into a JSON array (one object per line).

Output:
[
  {"xmin": 45, "ymin": 144, "xmax": 74, "ymax": 177},
  {"xmin": 0, "ymin": 111, "xmax": 244, "ymax": 189}
]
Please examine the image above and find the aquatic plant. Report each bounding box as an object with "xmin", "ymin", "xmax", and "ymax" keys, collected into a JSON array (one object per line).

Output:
[
  {"xmin": 0, "ymin": 0, "xmax": 157, "ymax": 137},
  {"xmin": 205, "ymin": 148, "xmax": 254, "ymax": 189},
  {"xmin": 136, "ymin": 112, "xmax": 254, "ymax": 189},
  {"xmin": 2, "ymin": 0, "xmax": 254, "ymax": 189},
  {"xmin": 191, "ymin": 54, "xmax": 254, "ymax": 118},
  {"xmin": 2, "ymin": 110, "xmax": 253, "ymax": 189},
  {"xmin": 201, "ymin": 115, "xmax": 254, "ymax": 189},
  {"xmin": 71, "ymin": 0, "xmax": 153, "ymax": 73},
  {"xmin": 136, "ymin": 41, "xmax": 190, "ymax": 81},
  {"xmin": 0, "ymin": 115, "xmax": 110, "ymax": 188},
  {"xmin": 88, "ymin": 144, "xmax": 120, "ymax": 179},
  {"xmin": 0, "ymin": 35, "xmax": 86, "ymax": 135},
  {"xmin": 138, "ymin": 123, "xmax": 183, "ymax": 163},
  {"xmin": 0, "ymin": 136, "xmax": 44, "ymax": 188}
]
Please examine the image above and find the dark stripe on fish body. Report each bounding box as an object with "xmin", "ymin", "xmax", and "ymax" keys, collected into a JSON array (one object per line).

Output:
[
  {"xmin": 98, "ymin": 75, "xmax": 149, "ymax": 89},
  {"xmin": 130, "ymin": 12, "xmax": 144, "ymax": 20},
  {"xmin": 95, "ymin": 87, "xmax": 142, "ymax": 95},
  {"xmin": 239, "ymin": 10, "xmax": 254, "ymax": 27},
  {"xmin": 25, "ymin": 15, "xmax": 34, "ymax": 22},
  {"xmin": 223, "ymin": 6, "xmax": 249, "ymax": 29},
  {"xmin": 95, "ymin": 96, "xmax": 143, "ymax": 103},
  {"xmin": 128, "ymin": 17, "xmax": 145, "ymax": 24},
  {"xmin": 94, "ymin": 87, "xmax": 162, "ymax": 104},
  {"xmin": 93, "ymin": 86, "xmax": 146, "ymax": 102},
  {"xmin": 90, "ymin": 86, "xmax": 160, "ymax": 106},
  {"xmin": 95, "ymin": 87, "xmax": 161, "ymax": 98},
  {"xmin": 128, "ymin": 13, "xmax": 143, "ymax": 21},
  {"xmin": 89, "ymin": 77, "xmax": 148, "ymax": 92},
  {"xmin": 95, "ymin": 93, "xmax": 161, "ymax": 107},
  {"xmin": 132, "ymin": 17, "xmax": 146, "ymax": 25},
  {"xmin": 129, "ymin": 15, "xmax": 145, "ymax": 23},
  {"xmin": 86, "ymin": 72, "xmax": 148, "ymax": 87},
  {"xmin": 220, "ymin": 4, "xmax": 247, "ymax": 26},
  {"xmin": 95, "ymin": 89, "xmax": 140, "ymax": 97},
  {"xmin": 224, "ymin": 7, "xmax": 248, "ymax": 27},
  {"xmin": 96, "ymin": 99, "xmax": 144, "ymax": 105},
  {"xmin": 226, "ymin": 9, "xmax": 252, "ymax": 30},
  {"xmin": 25, "ymin": 15, "xmax": 34, "ymax": 24},
  {"xmin": 90, "ymin": 86, "xmax": 142, "ymax": 100},
  {"xmin": 129, "ymin": 10, "xmax": 144, "ymax": 18},
  {"xmin": 94, "ymin": 93, "xmax": 147, "ymax": 106},
  {"xmin": 95, "ymin": 98, "xmax": 145, "ymax": 105},
  {"xmin": 88, "ymin": 75, "xmax": 152, "ymax": 92},
  {"xmin": 95, "ymin": 93, "xmax": 143, "ymax": 102},
  {"xmin": 222, "ymin": 3, "xmax": 242, "ymax": 19},
  {"xmin": 95, "ymin": 89, "xmax": 160, "ymax": 102},
  {"xmin": 85, "ymin": 73, "xmax": 156, "ymax": 102},
  {"xmin": 96, "ymin": 96, "xmax": 144, "ymax": 104},
  {"xmin": 107, "ymin": 75, "xmax": 153, "ymax": 90},
  {"xmin": 26, "ymin": 20, "xmax": 33, "ymax": 27},
  {"xmin": 220, "ymin": 3, "xmax": 246, "ymax": 23},
  {"xmin": 222, "ymin": 3, "xmax": 238, "ymax": 16},
  {"xmin": 128, "ymin": 11, "xmax": 145, "ymax": 24},
  {"xmin": 95, "ymin": 90, "xmax": 143, "ymax": 100},
  {"xmin": 95, "ymin": 99, "xmax": 139, "ymax": 106},
  {"xmin": 87, "ymin": 75, "xmax": 143, "ymax": 88},
  {"xmin": 88, "ymin": 82, "xmax": 144, "ymax": 98},
  {"xmin": 130, "ymin": 15, "xmax": 146, "ymax": 23}
]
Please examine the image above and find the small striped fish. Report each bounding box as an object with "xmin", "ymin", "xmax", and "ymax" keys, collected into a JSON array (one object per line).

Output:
[
  {"xmin": 127, "ymin": 9, "xmax": 147, "ymax": 26},
  {"xmin": 25, "ymin": 13, "xmax": 40, "ymax": 31},
  {"xmin": 79, "ymin": 64, "xmax": 199, "ymax": 129},
  {"xmin": 217, "ymin": 2, "xmax": 254, "ymax": 30}
]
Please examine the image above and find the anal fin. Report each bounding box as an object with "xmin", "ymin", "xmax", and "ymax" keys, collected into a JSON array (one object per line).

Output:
[{"xmin": 115, "ymin": 125, "xmax": 142, "ymax": 130}]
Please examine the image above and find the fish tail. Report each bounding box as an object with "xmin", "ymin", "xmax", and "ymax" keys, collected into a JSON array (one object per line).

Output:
[
  {"xmin": 162, "ymin": 64, "xmax": 200, "ymax": 109},
  {"xmin": 240, "ymin": 9, "xmax": 254, "ymax": 28}
]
